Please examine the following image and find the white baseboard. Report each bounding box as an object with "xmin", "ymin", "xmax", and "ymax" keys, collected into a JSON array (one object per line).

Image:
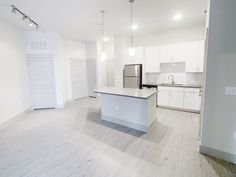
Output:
[
  {"xmin": 102, "ymin": 115, "xmax": 148, "ymax": 133},
  {"xmin": 200, "ymin": 145, "xmax": 236, "ymax": 164},
  {"xmin": 0, "ymin": 108, "xmax": 31, "ymax": 129}
]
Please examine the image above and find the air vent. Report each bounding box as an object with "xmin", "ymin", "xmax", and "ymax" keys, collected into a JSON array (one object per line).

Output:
[{"xmin": 30, "ymin": 42, "xmax": 48, "ymax": 51}]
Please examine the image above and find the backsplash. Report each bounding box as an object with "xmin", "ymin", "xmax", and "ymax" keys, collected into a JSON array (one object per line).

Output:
[{"xmin": 144, "ymin": 63, "xmax": 204, "ymax": 84}]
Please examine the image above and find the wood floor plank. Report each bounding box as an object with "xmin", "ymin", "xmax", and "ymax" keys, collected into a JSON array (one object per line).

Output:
[{"xmin": 0, "ymin": 97, "xmax": 235, "ymax": 177}]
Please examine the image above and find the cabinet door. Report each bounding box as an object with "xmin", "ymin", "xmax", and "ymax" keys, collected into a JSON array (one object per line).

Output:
[
  {"xmin": 159, "ymin": 45, "xmax": 172, "ymax": 63},
  {"xmin": 158, "ymin": 90, "xmax": 170, "ymax": 107},
  {"xmin": 172, "ymin": 43, "xmax": 186, "ymax": 62},
  {"xmin": 185, "ymin": 41, "xmax": 199, "ymax": 72},
  {"xmin": 169, "ymin": 88, "xmax": 184, "ymax": 108},
  {"xmin": 144, "ymin": 47, "xmax": 160, "ymax": 73},
  {"xmin": 183, "ymin": 88, "xmax": 201, "ymax": 111},
  {"xmin": 197, "ymin": 40, "xmax": 205, "ymax": 72}
]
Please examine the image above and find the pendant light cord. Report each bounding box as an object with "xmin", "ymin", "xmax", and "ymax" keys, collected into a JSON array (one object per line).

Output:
[
  {"xmin": 129, "ymin": 0, "xmax": 134, "ymax": 49},
  {"xmin": 100, "ymin": 10, "xmax": 105, "ymax": 52}
]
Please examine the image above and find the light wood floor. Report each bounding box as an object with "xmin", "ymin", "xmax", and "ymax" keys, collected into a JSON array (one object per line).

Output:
[{"xmin": 0, "ymin": 97, "xmax": 235, "ymax": 177}]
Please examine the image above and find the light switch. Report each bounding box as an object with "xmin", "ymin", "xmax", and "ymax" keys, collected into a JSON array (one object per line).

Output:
[{"xmin": 225, "ymin": 87, "xmax": 236, "ymax": 96}]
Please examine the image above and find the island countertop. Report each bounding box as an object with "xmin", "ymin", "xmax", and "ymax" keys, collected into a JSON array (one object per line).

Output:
[{"xmin": 94, "ymin": 87, "xmax": 157, "ymax": 99}]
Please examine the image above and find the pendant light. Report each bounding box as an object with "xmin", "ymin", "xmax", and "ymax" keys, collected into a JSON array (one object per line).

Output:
[
  {"xmin": 129, "ymin": 0, "xmax": 135, "ymax": 57},
  {"xmin": 100, "ymin": 10, "xmax": 107, "ymax": 61}
]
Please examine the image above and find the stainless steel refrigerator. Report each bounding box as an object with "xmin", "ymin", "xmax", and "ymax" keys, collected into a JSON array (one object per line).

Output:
[{"xmin": 123, "ymin": 64, "xmax": 142, "ymax": 89}]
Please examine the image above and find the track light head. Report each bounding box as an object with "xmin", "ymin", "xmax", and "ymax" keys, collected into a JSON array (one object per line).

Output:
[
  {"xmin": 11, "ymin": 6, "xmax": 16, "ymax": 14},
  {"xmin": 22, "ymin": 15, "xmax": 27, "ymax": 21}
]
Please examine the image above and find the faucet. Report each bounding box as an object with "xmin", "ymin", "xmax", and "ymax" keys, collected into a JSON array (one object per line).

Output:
[{"xmin": 168, "ymin": 74, "xmax": 175, "ymax": 84}]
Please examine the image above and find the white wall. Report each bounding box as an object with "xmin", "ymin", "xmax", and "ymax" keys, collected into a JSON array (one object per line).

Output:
[
  {"xmin": 0, "ymin": 20, "xmax": 30, "ymax": 124},
  {"xmin": 200, "ymin": 0, "xmax": 236, "ymax": 163}
]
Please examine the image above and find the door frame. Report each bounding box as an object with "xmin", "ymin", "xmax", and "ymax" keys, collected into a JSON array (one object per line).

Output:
[{"xmin": 27, "ymin": 54, "xmax": 56, "ymax": 110}]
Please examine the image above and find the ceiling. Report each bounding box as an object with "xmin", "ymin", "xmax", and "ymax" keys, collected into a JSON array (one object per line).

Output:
[{"xmin": 0, "ymin": 0, "xmax": 207, "ymax": 41}]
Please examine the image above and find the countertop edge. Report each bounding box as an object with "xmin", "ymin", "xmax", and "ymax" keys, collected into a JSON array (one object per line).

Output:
[
  {"xmin": 94, "ymin": 91, "xmax": 157, "ymax": 99},
  {"xmin": 142, "ymin": 83, "xmax": 203, "ymax": 89}
]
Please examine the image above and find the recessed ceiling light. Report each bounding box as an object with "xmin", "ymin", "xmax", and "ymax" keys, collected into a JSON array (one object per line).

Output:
[
  {"xmin": 173, "ymin": 13, "xmax": 182, "ymax": 21},
  {"xmin": 131, "ymin": 24, "xmax": 139, "ymax": 30}
]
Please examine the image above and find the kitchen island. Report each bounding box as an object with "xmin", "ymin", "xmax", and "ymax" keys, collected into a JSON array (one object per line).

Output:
[{"xmin": 95, "ymin": 87, "xmax": 157, "ymax": 133}]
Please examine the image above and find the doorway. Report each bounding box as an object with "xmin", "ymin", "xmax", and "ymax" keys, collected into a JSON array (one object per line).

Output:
[
  {"xmin": 70, "ymin": 59, "xmax": 88, "ymax": 100},
  {"xmin": 27, "ymin": 55, "xmax": 55, "ymax": 109}
]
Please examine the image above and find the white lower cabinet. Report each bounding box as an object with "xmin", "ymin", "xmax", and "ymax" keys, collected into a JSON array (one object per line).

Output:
[
  {"xmin": 158, "ymin": 87, "xmax": 170, "ymax": 106},
  {"xmin": 158, "ymin": 90, "xmax": 170, "ymax": 107},
  {"xmin": 169, "ymin": 88, "xmax": 184, "ymax": 108},
  {"xmin": 158, "ymin": 86, "xmax": 201, "ymax": 112},
  {"xmin": 183, "ymin": 88, "xmax": 201, "ymax": 111}
]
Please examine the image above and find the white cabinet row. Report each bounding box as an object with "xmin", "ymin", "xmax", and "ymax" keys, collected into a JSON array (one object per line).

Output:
[
  {"xmin": 144, "ymin": 40, "xmax": 205, "ymax": 73},
  {"xmin": 158, "ymin": 86, "xmax": 202, "ymax": 111}
]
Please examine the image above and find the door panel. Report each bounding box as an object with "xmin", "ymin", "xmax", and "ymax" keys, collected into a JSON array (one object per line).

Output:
[
  {"xmin": 28, "ymin": 55, "xmax": 55, "ymax": 109},
  {"xmin": 70, "ymin": 60, "xmax": 88, "ymax": 100}
]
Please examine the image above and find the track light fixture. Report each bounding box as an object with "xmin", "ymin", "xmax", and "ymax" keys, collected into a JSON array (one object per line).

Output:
[
  {"xmin": 11, "ymin": 5, "xmax": 39, "ymax": 29},
  {"xmin": 129, "ymin": 0, "xmax": 135, "ymax": 57}
]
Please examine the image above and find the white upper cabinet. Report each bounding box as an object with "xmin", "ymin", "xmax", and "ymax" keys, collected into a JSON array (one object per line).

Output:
[
  {"xmin": 172, "ymin": 43, "xmax": 186, "ymax": 62},
  {"xmin": 144, "ymin": 46, "xmax": 160, "ymax": 73},
  {"xmin": 159, "ymin": 45, "xmax": 172, "ymax": 63},
  {"xmin": 185, "ymin": 40, "xmax": 205, "ymax": 73},
  {"xmin": 143, "ymin": 40, "xmax": 204, "ymax": 73},
  {"xmin": 198, "ymin": 40, "xmax": 205, "ymax": 72},
  {"xmin": 160, "ymin": 43, "xmax": 186, "ymax": 63}
]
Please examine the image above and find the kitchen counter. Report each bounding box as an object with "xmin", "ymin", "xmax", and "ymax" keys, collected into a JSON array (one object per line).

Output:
[
  {"xmin": 94, "ymin": 87, "xmax": 157, "ymax": 132},
  {"xmin": 95, "ymin": 87, "xmax": 157, "ymax": 99},
  {"xmin": 143, "ymin": 83, "xmax": 203, "ymax": 89}
]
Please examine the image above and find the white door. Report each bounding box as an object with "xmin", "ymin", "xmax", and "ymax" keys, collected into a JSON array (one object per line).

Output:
[
  {"xmin": 87, "ymin": 59, "xmax": 97, "ymax": 97},
  {"xmin": 28, "ymin": 55, "xmax": 55, "ymax": 109},
  {"xmin": 107, "ymin": 60, "xmax": 115, "ymax": 87},
  {"xmin": 70, "ymin": 59, "xmax": 88, "ymax": 100}
]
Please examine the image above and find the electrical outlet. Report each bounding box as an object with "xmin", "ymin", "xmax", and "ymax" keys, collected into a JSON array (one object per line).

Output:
[
  {"xmin": 225, "ymin": 87, "xmax": 236, "ymax": 96},
  {"xmin": 234, "ymin": 132, "xmax": 236, "ymax": 141}
]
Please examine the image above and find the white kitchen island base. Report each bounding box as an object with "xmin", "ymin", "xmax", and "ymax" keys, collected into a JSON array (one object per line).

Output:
[{"xmin": 95, "ymin": 87, "xmax": 157, "ymax": 133}]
